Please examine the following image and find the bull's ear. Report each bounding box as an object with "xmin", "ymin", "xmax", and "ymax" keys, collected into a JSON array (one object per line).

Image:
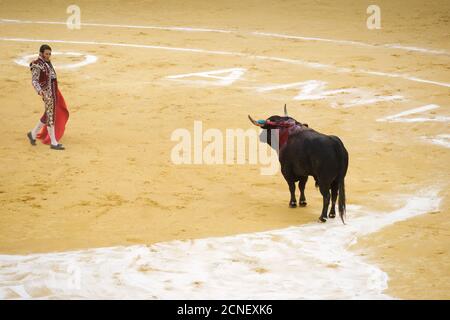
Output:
[{"xmin": 284, "ymin": 104, "xmax": 288, "ymax": 116}]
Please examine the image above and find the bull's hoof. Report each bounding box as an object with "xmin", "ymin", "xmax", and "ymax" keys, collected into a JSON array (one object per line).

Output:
[
  {"xmin": 318, "ymin": 217, "xmax": 327, "ymax": 223},
  {"xmin": 299, "ymin": 201, "xmax": 307, "ymax": 207},
  {"xmin": 329, "ymin": 212, "xmax": 336, "ymax": 219},
  {"xmin": 289, "ymin": 202, "xmax": 297, "ymax": 208}
]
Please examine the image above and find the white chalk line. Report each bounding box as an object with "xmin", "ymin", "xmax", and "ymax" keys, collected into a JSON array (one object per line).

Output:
[
  {"xmin": 1, "ymin": 18, "xmax": 448, "ymax": 56},
  {"xmin": 167, "ymin": 68, "xmax": 247, "ymax": 86},
  {"xmin": 377, "ymin": 104, "xmax": 450, "ymax": 123},
  {"xmin": 14, "ymin": 51, "xmax": 97, "ymax": 69},
  {"xmin": 360, "ymin": 70, "xmax": 450, "ymax": 88},
  {"xmin": 420, "ymin": 134, "xmax": 450, "ymax": 148},
  {"xmin": 0, "ymin": 189, "xmax": 441, "ymax": 299},
  {"xmin": 1, "ymin": 37, "xmax": 449, "ymax": 89},
  {"xmin": 0, "ymin": 18, "xmax": 232, "ymax": 34},
  {"xmin": 255, "ymin": 80, "xmax": 405, "ymax": 108},
  {"xmin": 252, "ymin": 32, "xmax": 450, "ymax": 56}
]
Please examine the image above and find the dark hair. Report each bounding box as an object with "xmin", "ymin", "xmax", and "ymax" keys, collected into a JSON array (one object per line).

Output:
[{"xmin": 39, "ymin": 44, "xmax": 52, "ymax": 53}]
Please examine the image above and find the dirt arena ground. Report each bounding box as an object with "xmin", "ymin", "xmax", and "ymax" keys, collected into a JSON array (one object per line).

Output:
[{"xmin": 0, "ymin": 0, "xmax": 449, "ymax": 299}]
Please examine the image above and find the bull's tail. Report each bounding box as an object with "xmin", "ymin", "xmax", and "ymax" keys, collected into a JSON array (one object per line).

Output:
[
  {"xmin": 332, "ymin": 136, "xmax": 348, "ymax": 225},
  {"xmin": 338, "ymin": 175, "xmax": 346, "ymax": 224}
]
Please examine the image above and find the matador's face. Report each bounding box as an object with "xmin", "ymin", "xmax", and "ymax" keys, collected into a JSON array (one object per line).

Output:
[{"xmin": 41, "ymin": 49, "xmax": 52, "ymax": 62}]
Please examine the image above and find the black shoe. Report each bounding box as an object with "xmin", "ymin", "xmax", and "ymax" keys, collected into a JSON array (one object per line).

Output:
[
  {"xmin": 27, "ymin": 132, "xmax": 36, "ymax": 145},
  {"xmin": 50, "ymin": 144, "xmax": 65, "ymax": 150}
]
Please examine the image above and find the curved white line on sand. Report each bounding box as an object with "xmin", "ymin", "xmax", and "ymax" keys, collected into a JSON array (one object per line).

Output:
[
  {"xmin": 0, "ymin": 18, "xmax": 232, "ymax": 34},
  {"xmin": 14, "ymin": 51, "xmax": 97, "ymax": 69},
  {"xmin": 1, "ymin": 37, "xmax": 449, "ymax": 88},
  {"xmin": 0, "ymin": 190, "xmax": 440, "ymax": 299},
  {"xmin": 1, "ymin": 18, "xmax": 448, "ymax": 56},
  {"xmin": 252, "ymin": 32, "xmax": 450, "ymax": 56}
]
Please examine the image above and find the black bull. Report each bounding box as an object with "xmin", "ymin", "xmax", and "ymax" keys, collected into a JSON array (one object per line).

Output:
[{"xmin": 249, "ymin": 105, "xmax": 349, "ymax": 223}]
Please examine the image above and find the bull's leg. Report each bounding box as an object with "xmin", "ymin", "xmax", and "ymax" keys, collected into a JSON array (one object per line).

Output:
[
  {"xmin": 329, "ymin": 180, "xmax": 339, "ymax": 219},
  {"xmin": 318, "ymin": 185, "xmax": 331, "ymax": 223},
  {"xmin": 298, "ymin": 176, "xmax": 308, "ymax": 207},
  {"xmin": 287, "ymin": 180, "xmax": 297, "ymax": 208}
]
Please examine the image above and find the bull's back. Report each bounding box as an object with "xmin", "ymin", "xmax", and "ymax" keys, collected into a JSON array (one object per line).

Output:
[{"xmin": 283, "ymin": 130, "xmax": 345, "ymax": 180}]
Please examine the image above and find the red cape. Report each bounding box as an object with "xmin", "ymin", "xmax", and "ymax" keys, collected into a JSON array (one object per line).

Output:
[{"xmin": 37, "ymin": 88, "xmax": 69, "ymax": 144}]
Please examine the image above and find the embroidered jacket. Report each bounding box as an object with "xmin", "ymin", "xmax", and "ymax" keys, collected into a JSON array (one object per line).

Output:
[{"xmin": 30, "ymin": 57, "xmax": 57, "ymax": 94}]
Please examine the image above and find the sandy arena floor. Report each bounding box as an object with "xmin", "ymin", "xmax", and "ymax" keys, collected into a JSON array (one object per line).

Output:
[{"xmin": 0, "ymin": 0, "xmax": 449, "ymax": 299}]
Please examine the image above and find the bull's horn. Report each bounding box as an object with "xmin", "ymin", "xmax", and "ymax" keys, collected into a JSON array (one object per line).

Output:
[
  {"xmin": 248, "ymin": 115, "xmax": 264, "ymax": 127},
  {"xmin": 284, "ymin": 104, "xmax": 288, "ymax": 116}
]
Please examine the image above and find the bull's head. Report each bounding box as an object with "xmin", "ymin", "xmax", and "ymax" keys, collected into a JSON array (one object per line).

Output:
[{"xmin": 248, "ymin": 104, "xmax": 304, "ymax": 149}]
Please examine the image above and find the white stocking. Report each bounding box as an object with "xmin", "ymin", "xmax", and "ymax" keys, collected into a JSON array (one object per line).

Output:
[
  {"xmin": 31, "ymin": 121, "xmax": 45, "ymax": 139},
  {"xmin": 48, "ymin": 126, "xmax": 58, "ymax": 146}
]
